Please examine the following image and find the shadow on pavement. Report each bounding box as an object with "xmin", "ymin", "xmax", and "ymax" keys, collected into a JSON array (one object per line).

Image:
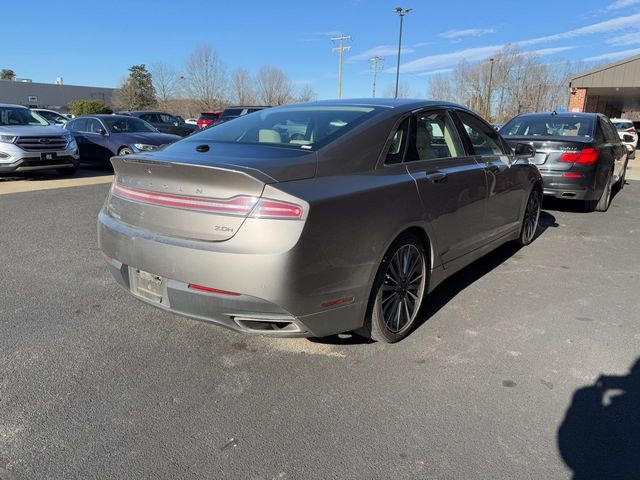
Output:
[
  {"xmin": 558, "ymin": 358, "xmax": 640, "ymax": 480},
  {"xmin": 313, "ymin": 210, "xmax": 558, "ymax": 345},
  {"xmin": 0, "ymin": 165, "xmax": 112, "ymax": 182}
]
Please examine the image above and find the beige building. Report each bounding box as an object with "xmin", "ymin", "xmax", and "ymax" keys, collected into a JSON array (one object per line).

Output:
[{"xmin": 568, "ymin": 54, "xmax": 640, "ymax": 120}]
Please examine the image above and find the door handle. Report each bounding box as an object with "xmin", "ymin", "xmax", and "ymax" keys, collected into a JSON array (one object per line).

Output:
[{"xmin": 425, "ymin": 171, "xmax": 448, "ymax": 183}]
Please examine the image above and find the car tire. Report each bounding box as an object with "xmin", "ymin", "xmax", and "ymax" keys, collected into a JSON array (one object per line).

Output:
[
  {"xmin": 515, "ymin": 186, "xmax": 542, "ymax": 247},
  {"xmin": 57, "ymin": 167, "xmax": 77, "ymax": 176},
  {"xmin": 356, "ymin": 233, "xmax": 428, "ymax": 343},
  {"xmin": 586, "ymin": 170, "xmax": 613, "ymax": 212},
  {"xmin": 118, "ymin": 147, "xmax": 133, "ymax": 156}
]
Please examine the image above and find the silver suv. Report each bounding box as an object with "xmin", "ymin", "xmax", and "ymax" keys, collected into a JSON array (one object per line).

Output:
[{"xmin": 0, "ymin": 103, "xmax": 79, "ymax": 175}]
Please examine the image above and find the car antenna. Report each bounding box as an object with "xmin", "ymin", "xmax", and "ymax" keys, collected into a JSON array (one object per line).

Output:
[{"xmin": 551, "ymin": 110, "xmax": 558, "ymax": 116}]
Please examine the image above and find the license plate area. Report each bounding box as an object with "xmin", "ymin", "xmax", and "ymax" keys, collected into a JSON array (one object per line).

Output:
[
  {"xmin": 40, "ymin": 152, "xmax": 57, "ymax": 161},
  {"xmin": 131, "ymin": 268, "xmax": 167, "ymax": 305}
]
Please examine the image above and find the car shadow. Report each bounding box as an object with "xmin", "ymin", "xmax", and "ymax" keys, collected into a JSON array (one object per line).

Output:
[
  {"xmin": 312, "ymin": 210, "xmax": 558, "ymax": 345},
  {"xmin": 558, "ymin": 357, "xmax": 640, "ymax": 479}
]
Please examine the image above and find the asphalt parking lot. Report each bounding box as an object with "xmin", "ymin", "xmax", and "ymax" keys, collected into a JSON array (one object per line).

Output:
[{"xmin": 1, "ymin": 169, "xmax": 639, "ymax": 479}]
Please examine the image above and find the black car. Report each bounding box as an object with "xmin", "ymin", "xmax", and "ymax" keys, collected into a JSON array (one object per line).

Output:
[
  {"xmin": 500, "ymin": 112, "xmax": 629, "ymax": 212},
  {"xmin": 123, "ymin": 111, "xmax": 197, "ymax": 137},
  {"xmin": 208, "ymin": 106, "xmax": 270, "ymax": 128}
]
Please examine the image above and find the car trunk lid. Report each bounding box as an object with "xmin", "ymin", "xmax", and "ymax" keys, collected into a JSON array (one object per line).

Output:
[
  {"xmin": 107, "ymin": 147, "xmax": 307, "ymax": 242},
  {"xmin": 505, "ymin": 136, "xmax": 596, "ymax": 171}
]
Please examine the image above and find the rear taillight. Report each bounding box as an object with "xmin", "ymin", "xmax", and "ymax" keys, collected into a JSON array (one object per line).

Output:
[
  {"xmin": 559, "ymin": 147, "xmax": 600, "ymax": 165},
  {"xmin": 250, "ymin": 199, "xmax": 303, "ymax": 219},
  {"xmin": 111, "ymin": 184, "xmax": 303, "ymax": 219}
]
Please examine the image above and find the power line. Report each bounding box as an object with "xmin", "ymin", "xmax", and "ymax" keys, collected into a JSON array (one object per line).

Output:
[
  {"xmin": 331, "ymin": 34, "xmax": 352, "ymax": 99},
  {"xmin": 369, "ymin": 56, "xmax": 384, "ymax": 98}
]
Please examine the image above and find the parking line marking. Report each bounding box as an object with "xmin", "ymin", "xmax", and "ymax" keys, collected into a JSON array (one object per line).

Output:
[{"xmin": 0, "ymin": 174, "xmax": 113, "ymax": 195}]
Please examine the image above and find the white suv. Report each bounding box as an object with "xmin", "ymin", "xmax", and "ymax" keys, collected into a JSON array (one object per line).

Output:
[
  {"xmin": 0, "ymin": 103, "xmax": 79, "ymax": 175},
  {"xmin": 610, "ymin": 118, "xmax": 637, "ymax": 159}
]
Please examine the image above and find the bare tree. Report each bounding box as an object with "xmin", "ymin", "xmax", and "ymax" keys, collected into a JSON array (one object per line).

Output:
[
  {"xmin": 295, "ymin": 84, "xmax": 318, "ymax": 103},
  {"xmin": 184, "ymin": 44, "xmax": 227, "ymax": 110},
  {"xmin": 383, "ymin": 81, "xmax": 413, "ymax": 98},
  {"xmin": 230, "ymin": 68, "xmax": 255, "ymax": 104},
  {"xmin": 426, "ymin": 45, "xmax": 585, "ymax": 122},
  {"xmin": 255, "ymin": 66, "xmax": 294, "ymax": 105},
  {"xmin": 151, "ymin": 62, "xmax": 179, "ymax": 110}
]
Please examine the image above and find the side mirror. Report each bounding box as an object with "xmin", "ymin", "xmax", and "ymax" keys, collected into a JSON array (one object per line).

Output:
[
  {"xmin": 96, "ymin": 128, "xmax": 107, "ymax": 135},
  {"xmin": 514, "ymin": 143, "xmax": 535, "ymax": 159},
  {"xmin": 173, "ymin": 121, "xmax": 179, "ymax": 126},
  {"xmin": 623, "ymin": 134, "xmax": 634, "ymax": 143}
]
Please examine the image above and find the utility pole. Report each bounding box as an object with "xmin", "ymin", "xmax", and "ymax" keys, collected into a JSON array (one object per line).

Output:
[
  {"xmin": 369, "ymin": 56, "xmax": 384, "ymax": 97},
  {"xmin": 331, "ymin": 34, "xmax": 352, "ymax": 99},
  {"xmin": 394, "ymin": 7, "xmax": 412, "ymax": 98},
  {"xmin": 486, "ymin": 58, "xmax": 495, "ymax": 120}
]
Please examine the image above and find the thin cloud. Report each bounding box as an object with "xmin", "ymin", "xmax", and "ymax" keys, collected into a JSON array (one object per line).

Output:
[
  {"xmin": 417, "ymin": 68, "xmax": 454, "ymax": 76},
  {"xmin": 392, "ymin": 44, "xmax": 504, "ymax": 73},
  {"xmin": 394, "ymin": 44, "xmax": 576, "ymax": 73},
  {"xmin": 530, "ymin": 46, "xmax": 577, "ymax": 55},
  {"xmin": 520, "ymin": 13, "xmax": 640, "ymax": 46},
  {"xmin": 607, "ymin": 0, "xmax": 640, "ymax": 9},
  {"xmin": 349, "ymin": 45, "xmax": 415, "ymax": 62},
  {"xmin": 438, "ymin": 28, "xmax": 496, "ymax": 39},
  {"xmin": 608, "ymin": 31, "xmax": 640, "ymax": 45},
  {"xmin": 583, "ymin": 47, "xmax": 640, "ymax": 61}
]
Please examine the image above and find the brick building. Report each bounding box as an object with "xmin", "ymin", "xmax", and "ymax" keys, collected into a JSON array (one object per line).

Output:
[{"xmin": 568, "ymin": 54, "xmax": 640, "ymax": 120}]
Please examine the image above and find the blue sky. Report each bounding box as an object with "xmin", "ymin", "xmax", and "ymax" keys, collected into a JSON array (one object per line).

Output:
[{"xmin": 4, "ymin": 0, "xmax": 640, "ymax": 99}]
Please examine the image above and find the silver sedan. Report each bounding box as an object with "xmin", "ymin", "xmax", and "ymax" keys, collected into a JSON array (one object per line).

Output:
[{"xmin": 98, "ymin": 99, "xmax": 542, "ymax": 342}]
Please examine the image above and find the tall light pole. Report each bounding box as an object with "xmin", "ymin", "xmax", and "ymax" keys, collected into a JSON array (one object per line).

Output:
[
  {"xmin": 394, "ymin": 7, "xmax": 412, "ymax": 98},
  {"xmin": 331, "ymin": 34, "xmax": 352, "ymax": 99},
  {"xmin": 369, "ymin": 56, "xmax": 384, "ymax": 97},
  {"xmin": 486, "ymin": 58, "xmax": 495, "ymax": 120}
]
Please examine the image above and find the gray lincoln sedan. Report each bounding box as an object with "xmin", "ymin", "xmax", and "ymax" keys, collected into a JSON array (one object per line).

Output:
[{"xmin": 98, "ymin": 99, "xmax": 542, "ymax": 342}]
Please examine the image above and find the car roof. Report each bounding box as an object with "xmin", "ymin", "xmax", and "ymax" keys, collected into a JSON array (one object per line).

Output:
[
  {"xmin": 0, "ymin": 103, "xmax": 27, "ymax": 109},
  {"xmin": 610, "ymin": 118, "xmax": 632, "ymax": 122},
  {"xmin": 508, "ymin": 112, "xmax": 602, "ymax": 122},
  {"xmin": 75, "ymin": 114, "xmax": 135, "ymax": 120}
]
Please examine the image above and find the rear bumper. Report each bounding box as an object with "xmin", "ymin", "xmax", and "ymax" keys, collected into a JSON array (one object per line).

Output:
[
  {"xmin": 539, "ymin": 170, "xmax": 599, "ymax": 200},
  {"xmin": 97, "ymin": 211, "xmax": 368, "ymax": 337}
]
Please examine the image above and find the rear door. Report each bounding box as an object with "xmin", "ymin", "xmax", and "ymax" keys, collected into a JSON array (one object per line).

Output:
[
  {"xmin": 600, "ymin": 117, "xmax": 627, "ymax": 181},
  {"xmin": 67, "ymin": 118, "xmax": 93, "ymax": 161},
  {"xmin": 454, "ymin": 110, "xmax": 522, "ymax": 241},
  {"xmin": 139, "ymin": 113, "xmax": 164, "ymax": 132},
  {"xmin": 403, "ymin": 109, "xmax": 488, "ymax": 264}
]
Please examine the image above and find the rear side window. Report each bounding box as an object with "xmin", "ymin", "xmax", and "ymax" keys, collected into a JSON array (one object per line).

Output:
[
  {"xmin": 69, "ymin": 118, "xmax": 88, "ymax": 132},
  {"xmin": 601, "ymin": 119, "xmax": 620, "ymax": 143},
  {"xmin": 223, "ymin": 108, "xmax": 244, "ymax": 117},
  {"xmin": 405, "ymin": 110, "xmax": 463, "ymax": 162},
  {"xmin": 385, "ymin": 118, "xmax": 410, "ymax": 164},
  {"xmin": 456, "ymin": 111, "xmax": 506, "ymax": 156},
  {"xmin": 199, "ymin": 113, "xmax": 219, "ymax": 120}
]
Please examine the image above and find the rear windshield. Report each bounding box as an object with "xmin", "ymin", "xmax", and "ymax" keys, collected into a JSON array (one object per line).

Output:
[
  {"xmin": 193, "ymin": 105, "xmax": 383, "ymax": 149},
  {"xmin": 501, "ymin": 116, "xmax": 595, "ymax": 138},
  {"xmin": 199, "ymin": 113, "xmax": 220, "ymax": 120},
  {"xmin": 613, "ymin": 121, "xmax": 634, "ymax": 130},
  {"xmin": 0, "ymin": 107, "xmax": 49, "ymax": 126}
]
